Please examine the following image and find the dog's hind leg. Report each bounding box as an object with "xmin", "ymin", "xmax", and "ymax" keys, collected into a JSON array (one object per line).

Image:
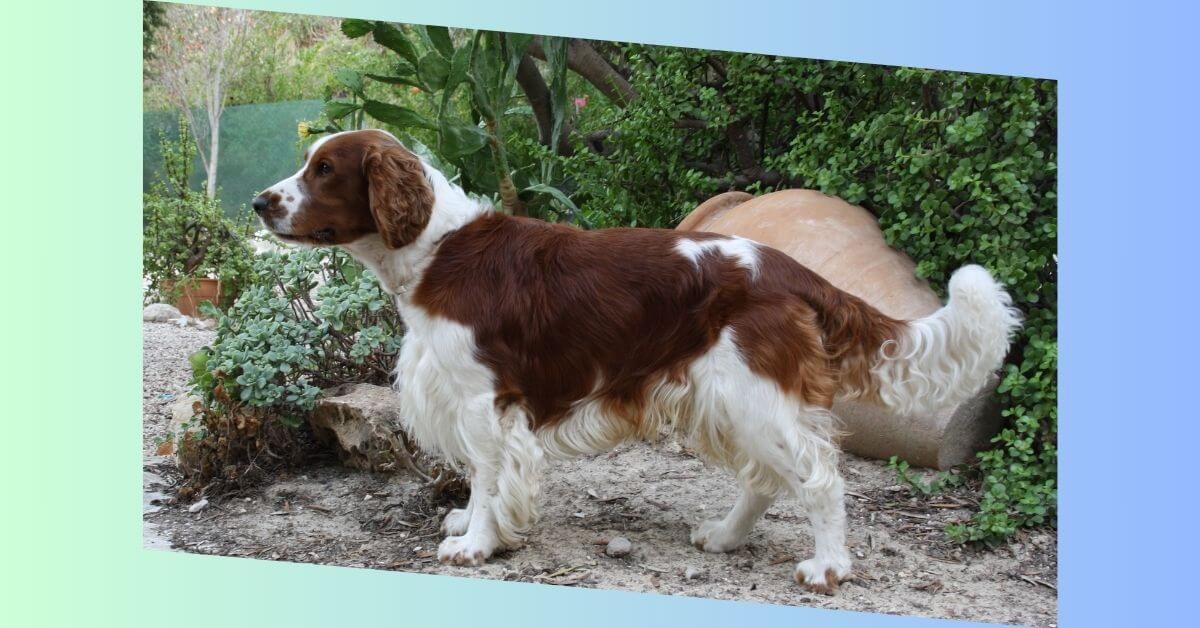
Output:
[
  {"xmin": 790, "ymin": 459, "xmax": 851, "ymax": 593},
  {"xmin": 766, "ymin": 404, "xmax": 852, "ymax": 594},
  {"xmin": 690, "ymin": 476, "xmax": 775, "ymax": 553},
  {"xmin": 687, "ymin": 330, "xmax": 851, "ymax": 591}
]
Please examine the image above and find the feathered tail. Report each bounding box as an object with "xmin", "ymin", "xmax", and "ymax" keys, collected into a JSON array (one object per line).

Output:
[{"xmin": 869, "ymin": 265, "xmax": 1023, "ymax": 416}]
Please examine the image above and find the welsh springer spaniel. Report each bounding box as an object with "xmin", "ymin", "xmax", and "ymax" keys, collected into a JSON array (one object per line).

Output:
[{"xmin": 254, "ymin": 129, "xmax": 1019, "ymax": 593}]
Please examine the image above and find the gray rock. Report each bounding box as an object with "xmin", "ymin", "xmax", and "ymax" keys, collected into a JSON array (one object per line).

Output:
[
  {"xmin": 684, "ymin": 566, "xmax": 706, "ymax": 581},
  {"xmin": 310, "ymin": 384, "xmax": 408, "ymax": 472},
  {"xmin": 188, "ymin": 498, "xmax": 209, "ymax": 513},
  {"xmin": 143, "ymin": 303, "xmax": 182, "ymax": 322},
  {"xmin": 605, "ymin": 536, "xmax": 632, "ymax": 557},
  {"xmin": 167, "ymin": 395, "xmax": 204, "ymax": 474}
]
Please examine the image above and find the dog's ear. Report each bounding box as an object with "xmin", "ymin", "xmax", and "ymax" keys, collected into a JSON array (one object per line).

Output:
[{"xmin": 363, "ymin": 141, "xmax": 434, "ymax": 249}]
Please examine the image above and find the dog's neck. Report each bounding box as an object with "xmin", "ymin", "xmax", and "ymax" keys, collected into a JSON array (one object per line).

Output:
[{"xmin": 345, "ymin": 164, "xmax": 489, "ymax": 299}]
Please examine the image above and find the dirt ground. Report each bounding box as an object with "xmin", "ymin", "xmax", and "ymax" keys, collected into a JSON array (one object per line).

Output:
[{"xmin": 142, "ymin": 322, "xmax": 1057, "ymax": 626}]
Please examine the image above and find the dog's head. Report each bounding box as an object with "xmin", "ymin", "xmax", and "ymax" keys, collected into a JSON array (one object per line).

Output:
[{"xmin": 253, "ymin": 129, "xmax": 434, "ymax": 248}]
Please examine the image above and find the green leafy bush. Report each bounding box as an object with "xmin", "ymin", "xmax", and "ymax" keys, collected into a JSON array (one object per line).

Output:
[
  {"xmin": 314, "ymin": 22, "xmax": 582, "ymax": 222},
  {"xmin": 143, "ymin": 117, "xmax": 255, "ymax": 306},
  {"xmin": 182, "ymin": 247, "xmax": 404, "ymax": 488}
]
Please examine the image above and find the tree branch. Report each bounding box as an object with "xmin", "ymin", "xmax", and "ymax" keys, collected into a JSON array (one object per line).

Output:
[
  {"xmin": 725, "ymin": 118, "xmax": 758, "ymax": 174},
  {"xmin": 528, "ymin": 38, "xmax": 638, "ymax": 107}
]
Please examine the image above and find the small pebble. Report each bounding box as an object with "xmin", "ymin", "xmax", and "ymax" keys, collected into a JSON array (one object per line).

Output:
[
  {"xmin": 605, "ymin": 536, "xmax": 633, "ymax": 557},
  {"xmin": 684, "ymin": 566, "xmax": 705, "ymax": 581},
  {"xmin": 188, "ymin": 498, "xmax": 209, "ymax": 513}
]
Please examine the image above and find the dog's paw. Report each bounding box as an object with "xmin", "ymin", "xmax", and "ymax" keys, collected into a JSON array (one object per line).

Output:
[
  {"xmin": 441, "ymin": 508, "xmax": 470, "ymax": 536},
  {"xmin": 793, "ymin": 557, "xmax": 852, "ymax": 595},
  {"xmin": 437, "ymin": 534, "xmax": 495, "ymax": 566},
  {"xmin": 689, "ymin": 518, "xmax": 747, "ymax": 553}
]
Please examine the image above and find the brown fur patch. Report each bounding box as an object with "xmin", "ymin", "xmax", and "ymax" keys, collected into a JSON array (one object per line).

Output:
[{"xmin": 363, "ymin": 140, "xmax": 433, "ymax": 249}]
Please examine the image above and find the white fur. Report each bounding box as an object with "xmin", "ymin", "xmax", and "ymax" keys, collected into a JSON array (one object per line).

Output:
[
  {"xmin": 390, "ymin": 297, "xmax": 850, "ymax": 580},
  {"xmin": 872, "ymin": 264, "xmax": 1023, "ymax": 416},
  {"xmin": 675, "ymin": 236, "xmax": 761, "ymax": 276}
]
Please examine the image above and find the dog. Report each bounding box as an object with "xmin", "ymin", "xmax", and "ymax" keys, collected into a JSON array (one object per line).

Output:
[{"xmin": 253, "ymin": 129, "xmax": 1020, "ymax": 593}]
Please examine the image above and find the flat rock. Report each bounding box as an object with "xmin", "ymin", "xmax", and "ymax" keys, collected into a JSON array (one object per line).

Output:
[
  {"xmin": 310, "ymin": 383, "xmax": 407, "ymax": 472},
  {"xmin": 143, "ymin": 303, "xmax": 183, "ymax": 322}
]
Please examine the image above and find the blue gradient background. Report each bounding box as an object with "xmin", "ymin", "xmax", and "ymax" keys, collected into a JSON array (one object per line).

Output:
[{"xmin": 4, "ymin": 1, "xmax": 1198, "ymax": 626}]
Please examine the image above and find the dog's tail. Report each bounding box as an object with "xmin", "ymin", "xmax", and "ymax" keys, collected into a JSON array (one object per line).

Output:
[
  {"xmin": 858, "ymin": 265, "xmax": 1022, "ymax": 416},
  {"xmin": 827, "ymin": 265, "xmax": 1021, "ymax": 415}
]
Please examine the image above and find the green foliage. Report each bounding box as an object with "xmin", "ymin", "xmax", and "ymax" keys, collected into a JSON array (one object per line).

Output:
[
  {"xmin": 182, "ymin": 247, "xmax": 404, "ymax": 486},
  {"xmin": 143, "ymin": 117, "xmax": 255, "ymax": 305},
  {"xmin": 318, "ymin": 22, "xmax": 578, "ymax": 221},
  {"xmin": 142, "ymin": 2, "xmax": 166, "ymax": 60},
  {"xmin": 199, "ymin": 248, "xmax": 401, "ymax": 412},
  {"xmin": 768, "ymin": 65, "xmax": 1056, "ymax": 546},
  {"xmin": 887, "ymin": 456, "xmax": 965, "ymax": 496}
]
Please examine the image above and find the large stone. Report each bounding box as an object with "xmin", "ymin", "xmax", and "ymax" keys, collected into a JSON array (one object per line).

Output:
[
  {"xmin": 309, "ymin": 383, "xmax": 411, "ymax": 472},
  {"xmin": 677, "ymin": 189, "xmax": 1003, "ymax": 469},
  {"xmin": 143, "ymin": 303, "xmax": 183, "ymax": 323},
  {"xmin": 164, "ymin": 395, "xmax": 204, "ymax": 474}
]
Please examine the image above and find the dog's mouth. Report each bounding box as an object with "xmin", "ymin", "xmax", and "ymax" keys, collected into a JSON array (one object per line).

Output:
[{"xmin": 271, "ymin": 228, "xmax": 336, "ymax": 244}]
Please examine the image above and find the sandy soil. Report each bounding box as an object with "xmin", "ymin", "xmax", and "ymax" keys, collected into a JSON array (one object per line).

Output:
[{"xmin": 142, "ymin": 322, "xmax": 1057, "ymax": 626}]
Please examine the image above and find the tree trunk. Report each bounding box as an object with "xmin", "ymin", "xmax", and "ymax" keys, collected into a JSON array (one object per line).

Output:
[
  {"xmin": 205, "ymin": 55, "xmax": 225, "ymax": 199},
  {"xmin": 206, "ymin": 111, "xmax": 220, "ymax": 198},
  {"xmin": 515, "ymin": 53, "xmax": 573, "ymax": 156}
]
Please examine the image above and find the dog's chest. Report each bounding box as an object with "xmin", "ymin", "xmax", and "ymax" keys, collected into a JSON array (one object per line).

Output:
[{"xmin": 391, "ymin": 307, "xmax": 496, "ymax": 464}]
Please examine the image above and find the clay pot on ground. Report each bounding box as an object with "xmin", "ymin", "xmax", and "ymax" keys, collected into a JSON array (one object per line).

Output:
[
  {"xmin": 676, "ymin": 189, "xmax": 1004, "ymax": 469},
  {"xmin": 162, "ymin": 278, "xmax": 221, "ymax": 318}
]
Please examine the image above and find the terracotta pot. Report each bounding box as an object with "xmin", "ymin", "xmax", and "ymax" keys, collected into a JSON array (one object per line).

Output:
[{"xmin": 163, "ymin": 278, "xmax": 221, "ymax": 318}]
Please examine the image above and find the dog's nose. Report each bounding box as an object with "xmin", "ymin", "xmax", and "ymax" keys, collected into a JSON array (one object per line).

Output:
[{"xmin": 252, "ymin": 194, "xmax": 270, "ymax": 215}]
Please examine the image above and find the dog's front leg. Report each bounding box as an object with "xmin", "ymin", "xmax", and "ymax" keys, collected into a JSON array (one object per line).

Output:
[
  {"xmin": 436, "ymin": 405, "xmax": 544, "ymax": 566},
  {"xmin": 437, "ymin": 463, "xmax": 502, "ymax": 566},
  {"xmin": 440, "ymin": 493, "xmax": 474, "ymax": 537}
]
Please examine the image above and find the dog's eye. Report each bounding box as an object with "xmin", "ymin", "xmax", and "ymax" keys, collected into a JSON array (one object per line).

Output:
[{"xmin": 316, "ymin": 162, "xmax": 332, "ymax": 176}]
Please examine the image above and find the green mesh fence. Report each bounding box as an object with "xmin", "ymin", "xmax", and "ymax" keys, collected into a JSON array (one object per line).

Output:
[{"xmin": 144, "ymin": 100, "xmax": 324, "ymax": 217}]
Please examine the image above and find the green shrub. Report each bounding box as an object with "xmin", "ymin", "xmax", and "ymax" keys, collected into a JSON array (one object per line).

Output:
[
  {"xmin": 143, "ymin": 117, "xmax": 256, "ymax": 306},
  {"xmin": 183, "ymin": 247, "xmax": 405, "ymax": 488},
  {"xmin": 316, "ymin": 22, "xmax": 583, "ymax": 222}
]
